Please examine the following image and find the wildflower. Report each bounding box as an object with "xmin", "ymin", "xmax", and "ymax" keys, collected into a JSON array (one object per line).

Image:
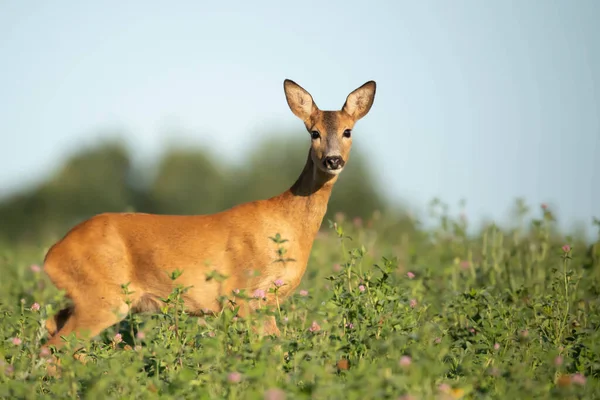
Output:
[
  {"xmin": 264, "ymin": 388, "xmax": 286, "ymax": 400},
  {"xmin": 353, "ymin": 217, "xmax": 363, "ymax": 228},
  {"xmin": 283, "ymin": 316, "xmax": 289, "ymax": 324},
  {"xmin": 541, "ymin": 203, "xmax": 548, "ymax": 210},
  {"xmin": 409, "ymin": 299, "xmax": 417, "ymax": 308},
  {"xmin": 227, "ymin": 371, "xmax": 242, "ymax": 383},
  {"xmin": 562, "ymin": 244, "xmax": 571, "ymax": 253},
  {"xmin": 333, "ymin": 263, "xmax": 341, "ymax": 272},
  {"xmin": 358, "ymin": 285, "xmax": 366, "ymax": 292},
  {"xmin": 11, "ymin": 337, "xmax": 22, "ymax": 346},
  {"xmin": 134, "ymin": 345, "xmax": 142, "ymax": 352},
  {"xmin": 493, "ymin": 343, "xmax": 500, "ymax": 350},
  {"xmin": 399, "ymin": 355, "xmax": 412, "ymax": 367},
  {"xmin": 233, "ymin": 288, "xmax": 240, "ymax": 294},
  {"xmin": 345, "ymin": 322, "xmax": 354, "ymax": 329},
  {"xmin": 554, "ymin": 355, "xmax": 563, "ymax": 366},
  {"xmin": 299, "ymin": 289, "xmax": 308, "ymax": 297},
  {"xmin": 334, "ymin": 211, "xmax": 346, "ymax": 223},
  {"xmin": 571, "ymin": 373, "xmax": 586, "ymax": 385},
  {"xmin": 30, "ymin": 264, "xmax": 41, "ymax": 273},
  {"xmin": 39, "ymin": 347, "xmax": 51, "ymax": 358},
  {"xmin": 469, "ymin": 328, "xmax": 476, "ymax": 334},
  {"xmin": 31, "ymin": 302, "xmax": 40, "ymax": 312},
  {"xmin": 434, "ymin": 337, "xmax": 442, "ymax": 344},
  {"xmin": 113, "ymin": 333, "xmax": 122, "ymax": 344},
  {"xmin": 406, "ymin": 271, "xmax": 415, "ymax": 279},
  {"xmin": 136, "ymin": 331, "xmax": 145, "ymax": 340},
  {"xmin": 253, "ymin": 289, "xmax": 266, "ymax": 299},
  {"xmin": 438, "ymin": 383, "xmax": 451, "ymax": 393},
  {"xmin": 309, "ymin": 321, "xmax": 321, "ymax": 332},
  {"xmin": 274, "ymin": 279, "xmax": 284, "ymax": 287},
  {"xmin": 208, "ymin": 331, "xmax": 216, "ymax": 337},
  {"xmin": 460, "ymin": 260, "xmax": 470, "ymax": 270}
]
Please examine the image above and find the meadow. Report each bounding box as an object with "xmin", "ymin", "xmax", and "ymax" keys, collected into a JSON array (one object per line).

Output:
[{"xmin": 0, "ymin": 202, "xmax": 598, "ymax": 399}]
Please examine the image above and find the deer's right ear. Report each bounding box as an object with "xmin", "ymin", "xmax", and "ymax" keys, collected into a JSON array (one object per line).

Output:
[{"xmin": 284, "ymin": 79, "xmax": 317, "ymax": 122}]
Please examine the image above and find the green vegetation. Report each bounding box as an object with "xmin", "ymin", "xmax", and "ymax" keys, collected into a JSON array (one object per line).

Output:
[{"xmin": 1, "ymin": 199, "xmax": 599, "ymax": 399}]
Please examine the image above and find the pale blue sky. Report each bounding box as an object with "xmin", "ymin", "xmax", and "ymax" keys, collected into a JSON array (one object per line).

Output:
[{"xmin": 1, "ymin": 1, "xmax": 598, "ymax": 233}]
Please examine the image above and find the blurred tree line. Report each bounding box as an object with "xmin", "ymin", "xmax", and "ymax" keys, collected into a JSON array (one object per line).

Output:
[{"xmin": 0, "ymin": 131, "xmax": 401, "ymax": 246}]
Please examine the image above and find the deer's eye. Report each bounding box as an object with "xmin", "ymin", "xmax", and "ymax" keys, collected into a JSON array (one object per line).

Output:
[
  {"xmin": 343, "ymin": 129, "xmax": 352, "ymax": 138},
  {"xmin": 311, "ymin": 131, "xmax": 321, "ymax": 140}
]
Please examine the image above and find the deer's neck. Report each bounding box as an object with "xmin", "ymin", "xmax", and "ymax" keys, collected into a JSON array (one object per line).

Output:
[{"xmin": 275, "ymin": 150, "xmax": 337, "ymax": 239}]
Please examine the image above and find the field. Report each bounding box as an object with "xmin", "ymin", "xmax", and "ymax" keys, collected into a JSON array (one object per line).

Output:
[{"xmin": 0, "ymin": 204, "xmax": 599, "ymax": 399}]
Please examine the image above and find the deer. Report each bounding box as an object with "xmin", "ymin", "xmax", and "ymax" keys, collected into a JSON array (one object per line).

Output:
[{"xmin": 41, "ymin": 78, "xmax": 377, "ymax": 358}]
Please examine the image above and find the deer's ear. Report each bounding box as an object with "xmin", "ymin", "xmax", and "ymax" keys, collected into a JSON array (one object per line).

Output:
[
  {"xmin": 284, "ymin": 79, "xmax": 318, "ymax": 122},
  {"xmin": 342, "ymin": 81, "xmax": 376, "ymax": 121}
]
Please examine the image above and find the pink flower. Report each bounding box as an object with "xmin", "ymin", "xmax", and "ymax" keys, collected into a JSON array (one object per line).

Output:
[
  {"xmin": 253, "ymin": 289, "xmax": 266, "ymax": 299},
  {"xmin": 233, "ymin": 288, "xmax": 240, "ymax": 294},
  {"xmin": 434, "ymin": 337, "xmax": 442, "ymax": 344},
  {"xmin": 31, "ymin": 302, "xmax": 40, "ymax": 312},
  {"xmin": 562, "ymin": 245, "xmax": 571, "ymax": 253},
  {"xmin": 494, "ymin": 343, "xmax": 500, "ymax": 350},
  {"xmin": 11, "ymin": 337, "xmax": 22, "ymax": 346},
  {"xmin": 399, "ymin": 355, "xmax": 412, "ymax": 367},
  {"xmin": 437, "ymin": 383, "xmax": 451, "ymax": 393},
  {"xmin": 309, "ymin": 321, "xmax": 321, "ymax": 332},
  {"xmin": 353, "ymin": 217, "xmax": 363, "ymax": 228},
  {"xmin": 541, "ymin": 203, "xmax": 548, "ymax": 210},
  {"xmin": 345, "ymin": 322, "xmax": 354, "ymax": 329},
  {"xmin": 283, "ymin": 316, "xmax": 289, "ymax": 324},
  {"xmin": 460, "ymin": 260, "xmax": 470, "ymax": 270},
  {"xmin": 469, "ymin": 328, "xmax": 476, "ymax": 334},
  {"xmin": 30, "ymin": 264, "xmax": 41, "ymax": 273},
  {"xmin": 398, "ymin": 396, "xmax": 415, "ymax": 400},
  {"xmin": 208, "ymin": 331, "xmax": 216, "ymax": 337},
  {"xmin": 358, "ymin": 285, "xmax": 366, "ymax": 292},
  {"xmin": 333, "ymin": 263, "xmax": 342, "ymax": 272},
  {"xmin": 554, "ymin": 355, "xmax": 563, "ymax": 366},
  {"xmin": 571, "ymin": 373, "xmax": 586, "ymax": 385},
  {"xmin": 409, "ymin": 299, "xmax": 417, "ymax": 308},
  {"xmin": 136, "ymin": 331, "xmax": 145, "ymax": 340},
  {"xmin": 274, "ymin": 279, "xmax": 284, "ymax": 287},
  {"xmin": 227, "ymin": 371, "xmax": 242, "ymax": 383},
  {"xmin": 39, "ymin": 347, "xmax": 51, "ymax": 358},
  {"xmin": 406, "ymin": 271, "xmax": 415, "ymax": 279},
  {"xmin": 299, "ymin": 290, "xmax": 308, "ymax": 297},
  {"xmin": 113, "ymin": 333, "xmax": 122, "ymax": 343},
  {"xmin": 264, "ymin": 388, "xmax": 286, "ymax": 400}
]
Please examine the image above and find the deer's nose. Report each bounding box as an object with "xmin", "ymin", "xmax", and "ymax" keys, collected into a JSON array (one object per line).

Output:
[{"xmin": 324, "ymin": 156, "xmax": 344, "ymax": 170}]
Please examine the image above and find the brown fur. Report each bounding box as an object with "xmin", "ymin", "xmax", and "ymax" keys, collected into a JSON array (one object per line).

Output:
[{"xmin": 41, "ymin": 79, "xmax": 376, "ymax": 355}]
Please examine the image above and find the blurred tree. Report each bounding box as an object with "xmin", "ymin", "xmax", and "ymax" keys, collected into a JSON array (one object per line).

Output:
[
  {"xmin": 0, "ymin": 141, "xmax": 133, "ymax": 244},
  {"xmin": 149, "ymin": 147, "xmax": 230, "ymax": 215}
]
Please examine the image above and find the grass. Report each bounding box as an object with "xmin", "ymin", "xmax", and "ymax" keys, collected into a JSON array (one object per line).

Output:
[{"xmin": 0, "ymin": 202, "xmax": 599, "ymax": 399}]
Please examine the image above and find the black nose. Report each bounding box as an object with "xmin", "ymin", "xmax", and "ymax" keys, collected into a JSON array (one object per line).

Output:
[{"xmin": 324, "ymin": 156, "xmax": 344, "ymax": 170}]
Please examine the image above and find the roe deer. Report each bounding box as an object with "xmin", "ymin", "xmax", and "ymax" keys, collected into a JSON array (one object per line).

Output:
[{"xmin": 42, "ymin": 78, "xmax": 376, "ymax": 353}]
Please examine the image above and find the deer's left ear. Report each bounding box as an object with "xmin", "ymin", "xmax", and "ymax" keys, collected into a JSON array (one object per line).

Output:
[{"xmin": 342, "ymin": 81, "xmax": 376, "ymax": 121}]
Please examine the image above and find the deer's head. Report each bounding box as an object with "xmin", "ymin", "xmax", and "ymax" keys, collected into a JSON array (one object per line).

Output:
[{"xmin": 283, "ymin": 79, "xmax": 376, "ymax": 175}]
